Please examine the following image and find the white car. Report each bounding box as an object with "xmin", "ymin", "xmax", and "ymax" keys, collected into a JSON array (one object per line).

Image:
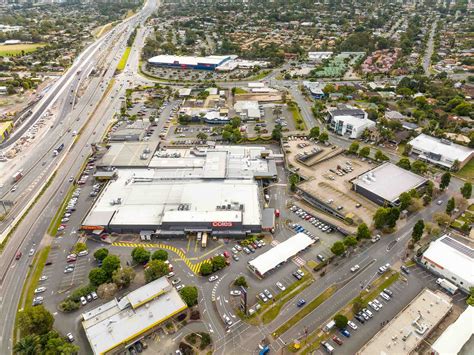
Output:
[
  {"xmin": 66, "ymin": 333, "xmax": 75, "ymax": 342},
  {"xmin": 373, "ymin": 299, "xmax": 383, "ymax": 308},
  {"xmin": 350, "ymin": 264, "xmax": 360, "ymax": 272},
  {"xmin": 208, "ymin": 275, "xmax": 219, "ymax": 282},
  {"xmin": 176, "ymin": 284, "xmax": 185, "ymax": 291},
  {"xmin": 276, "ymin": 281, "xmax": 286, "ymax": 291},
  {"xmin": 39, "ymin": 275, "xmax": 48, "ymax": 281},
  {"xmin": 264, "ymin": 289, "xmax": 273, "ymax": 299},
  {"xmin": 34, "ymin": 287, "xmax": 46, "ymax": 294},
  {"xmin": 368, "ymin": 301, "xmax": 379, "ymax": 311},
  {"xmin": 380, "ymin": 292, "xmax": 391, "ymax": 301},
  {"xmin": 230, "ymin": 290, "xmax": 242, "ymax": 296},
  {"xmin": 348, "ymin": 320, "xmax": 358, "ymax": 330}
]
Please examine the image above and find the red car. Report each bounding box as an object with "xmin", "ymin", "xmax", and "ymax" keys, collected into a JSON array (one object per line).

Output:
[
  {"xmin": 223, "ymin": 251, "xmax": 230, "ymax": 258},
  {"xmin": 332, "ymin": 335, "xmax": 343, "ymax": 345},
  {"xmin": 15, "ymin": 251, "xmax": 22, "ymax": 260},
  {"xmin": 275, "ymin": 209, "xmax": 280, "ymax": 217}
]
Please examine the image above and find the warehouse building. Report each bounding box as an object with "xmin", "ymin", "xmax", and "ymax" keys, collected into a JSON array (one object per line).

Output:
[
  {"xmin": 351, "ymin": 162, "xmax": 428, "ymax": 206},
  {"xmin": 357, "ymin": 289, "xmax": 452, "ymax": 355},
  {"xmin": 248, "ymin": 233, "xmax": 314, "ymax": 278},
  {"xmin": 148, "ymin": 54, "xmax": 235, "ymax": 71},
  {"xmin": 83, "ymin": 146, "xmax": 278, "ymax": 236},
  {"xmin": 420, "ymin": 234, "xmax": 473, "ymax": 293},
  {"xmin": 82, "ymin": 277, "xmax": 187, "ymax": 354},
  {"xmin": 408, "ymin": 133, "xmax": 473, "ymax": 169}
]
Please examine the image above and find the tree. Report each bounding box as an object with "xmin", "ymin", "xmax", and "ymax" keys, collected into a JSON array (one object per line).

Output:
[
  {"xmin": 234, "ymin": 276, "xmax": 248, "ymax": 288},
  {"xmin": 271, "ymin": 126, "xmax": 282, "ymax": 140},
  {"xmin": 411, "ymin": 160, "xmax": 427, "ymax": 174},
  {"xmin": 230, "ymin": 116, "xmax": 241, "ymax": 129},
  {"xmin": 97, "ymin": 282, "xmax": 118, "ymax": 300},
  {"xmin": 425, "ymin": 180, "xmax": 434, "ymax": 197},
  {"xmin": 387, "ymin": 207, "xmax": 400, "ymax": 228},
  {"xmin": 101, "ymin": 255, "xmax": 121, "ymax": 277},
  {"xmin": 439, "ymin": 172, "xmax": 451, "ymax": 191},
  {"xmin": 374, "ymin": 149, "xmax": 389, "ymax": 161},
  {"xmin": 151, "ymin": 249, "xmax": 168, "ymax": 261},
  {"xmin": 93, "ymin": 248, "xmax": 109, "ymax": 261},
  {"xmin": 318, "ymin": 132, "xmax": 329, "ymax": 143},
  {"xmin": 199, "ymin": 262, "xmax": 213, "ymax": 276},
  {"xmin": 373, "ymin": 207, "xmax": 389, "ymax": 229},
  {"xmin": 131, "ymin": 247, "xmax": 151, "ymax": 264},
  {"xmin": 179, "ymin": 286, "xmax": 198, "ymax": 307},
  {"xmin": 18, "ymin": 306, "xmax": 54, "ymax": 336},
  {"xmin": 197, "ymin": 132, "xmax": 208, "ymax": 140},
  {"xmin": 211, "ymin": 255, "xmax": 226, "ymax": 271},
  {"xmin": 359, "ymin": 146, "xmax": 370, "ymax": 158},
  {"xmin": 352, "ymin": 296, "xmax": 363, "ymax": 314},
  {"xmin": 402, "ymin": 143, "xmax": 412, "ymax": 156},
  {"xmin": 42, "ymin": 331, "xmax": 79, "ymax": 354},
  {"xmin": 399, "ymin": 192, "xmax": 412, "ymax": 210},
  {"xmin": 446, "ymin": 197, "xmax": 455, "ymax": 215},
  {"xmin": 144, "ymin": 260, "xmax": 169, "ymax": 283},
  {"xmin": 433, "ymin": 212, "xmax": 451, "ymax": 226},
  {"xmin": 356, "ymin": 223, "xmax": 371, "ymax": 240},
  {"xmin": 14, "ymin": 335, "xmax": 40, "ymax": 355},
  {"xmin": 309, "ymin": 126, "xmax": 320, "ymax": 139},
  {"xmin": 397, "ymin": 158, "xmax": 411, "ymax": 170},
  {"xmin": 112, "ymin": 266, "xmax": 136, "ymax": 288},
  {"xmin": 348, "ymin": 142, "xmax": 359, "ymax": 154},
  {"xmin": 73, "ymin": 242, "xmax": 87, "ymax": 254},
  {"xmin": 331, "ymin": 241, "xmax": 346, "ymax": 256},
  {"xmin": 334, "ymin": 314, "xmax": 348, "ymax": 329},
  {"xmin": 89, "ymin": 267, "xmax": 109, "ymax": 287},
  {"xmin": 467, "ymin": 287, "xmax": 474, "ymax": 306},
  {"xmin": 343, "ymin": 236, "xmax": 358, "ymax": 247},
  {"xmin": 460, "ymin": 182, "xmax": 472, "ymax": 199},
  {"xmin": 412, "ymin": 220, "xmax": 425, "ymax": 242}
]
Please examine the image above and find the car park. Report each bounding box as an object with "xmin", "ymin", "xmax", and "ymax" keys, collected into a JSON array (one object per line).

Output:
[
  {"xmin": 208, "ymin": 275, "xmax": 219, "ymax": 282},
  {"xmin": 380, "ymin": 291, "xmax": 391, "ymax": 301},
  {"xmin": 332, "ymin": 335, "xmax": 343, "ymax": 345}
]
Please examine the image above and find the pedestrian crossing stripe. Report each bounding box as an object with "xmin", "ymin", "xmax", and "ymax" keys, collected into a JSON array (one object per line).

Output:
[{"xmin": 111, "ymin": 242, "xmax": 209, "ymax": 275}]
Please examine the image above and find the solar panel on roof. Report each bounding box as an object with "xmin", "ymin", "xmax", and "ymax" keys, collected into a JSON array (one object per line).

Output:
[{"xmin": 440, "ymin": 236, "xmax": 474, "ymax": 258}]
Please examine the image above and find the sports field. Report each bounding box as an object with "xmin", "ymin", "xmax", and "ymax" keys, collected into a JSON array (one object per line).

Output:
[{"xmin": 0, "ymin": 43, "xmax": 46, "ymax": 56}]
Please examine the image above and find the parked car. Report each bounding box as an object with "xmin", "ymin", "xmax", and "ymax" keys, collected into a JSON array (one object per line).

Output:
[
  {"xmin": 362, "ymin": 308, "xmax": 373, "ymax": 318},
  {"xmin": 350, "ymin": 264, "xmax": 360, "ymax": 272},
  {"xmin": 373, "ymin": 298, "xmax": 384, "ymax": 308},
  {"xmin": 264, "ymin": 289, "xmax": 273, "ymax": 299},
  {"xmin": 259, "ymin": 293, "xmax": 268, "ymax": 303},
  {"xmin": 380, "ymin": 291, "xmax": 391, "ymax": 301},
  {"xmin": 276, "ymin": 282, "xmax": 286, "ymax": 291},
  {"xmin": 368, "ymin": 301, "xmax": 379, "ymax": 311},
  {"xmin": 400, "ymin": 265, "xmax": 410, "ymax": 274},
  {"xmin": 91, "ymin": 292, "xmax": 98, "ymax": 300},
  {"xmin": 34, "ymin": 287, "xmax": 46, "ymax": 294},
  {"xmin": 383, "ymin": 288, "xmax": 393, "ymax": 296},
  {"xmin": 39, "ymin": 275, "xmax": 48, "ymax": 281},
  {"xmin": 172, "ymin": 278, "xmax": 181, "ymax": 285},
  {"xmin": 332, "ymin": 335, "xmax": 343, "ymax": 345},
  {"xmin": 296, "ymin": 269, "xmax": 305, "ymax": 277},
  {"xmin": 340, "ymin": 329, "xmax": 351, "ymax": 338},
  {"xmin": 354, "ymin": 314, "xmax": 365, "ymax": 324},
  {"xmin": 292, "ymin": 271, "xmax": 302, "ymax": 280},
  {"xmin": 176, "ymin": 284, "xmax": 185, "ymax": 291},
  {"xmin": 66, "ymin": 333, "xmax": 75, "ymax": 342},
  {"xmin": 347, "ymin": 320, "xmax": 358, "ymax": 330},
  {"xmin": 80, "ymin": 296, "xmax": 87, "ymax": 305},
  {"xmin": 232, "ymin": 254, "xmax": 239, "ymax": 261},
  {"xmin": 230, "ymin": 290, "xmax": 242, "ymax": 296}
]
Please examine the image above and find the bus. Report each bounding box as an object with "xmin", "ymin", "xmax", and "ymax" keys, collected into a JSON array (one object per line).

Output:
[{"xmin": 201, "ymin": 232, "xmax": 208, "ymax": 248}]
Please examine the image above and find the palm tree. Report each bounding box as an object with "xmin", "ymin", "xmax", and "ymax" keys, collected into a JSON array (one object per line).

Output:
[{"xmin": 13, "ymin": 335, "xmax": 40, "ymax": 355}]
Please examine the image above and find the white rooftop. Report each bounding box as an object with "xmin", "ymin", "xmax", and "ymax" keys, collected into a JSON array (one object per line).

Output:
[
  {"xmin": 82, "ymin": 277, "xmax": 186, "ymax": 355},
  {"xmin": 248, "ymin": 233, "xmax": 314, "ymax": 276},
  {"xmin": 431, "ymin": 306, "xmax": 474, "ymax": 355},
  {"xmin": 333, "ymin": 114, "xmax": 375, "ymax": 129},
  {"xmin": 352, "ymin": 162, "xmax": 427, "ymax": 203},
  {"xmin": 409, "ymin": 133, "xmax": 473, "ymax": 163},
  {"xmin": 358, "ymin": 289, "xmax": 452, "ymax": 355},
  {"xmin": 422, "ymin": 235, "xmax": 474, "ymax": 287},
  {"xmin": 83, "ymin": 172, "xmax": 261, "ymax": 228},
  {"xmin": 148, "ymin": 54, "xmax": 233, "ymax": 66}
]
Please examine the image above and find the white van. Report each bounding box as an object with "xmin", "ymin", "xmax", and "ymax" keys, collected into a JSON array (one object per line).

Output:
[{"xmin": 321, "ymin": 341, "xmax": 334, "ymax": 354}]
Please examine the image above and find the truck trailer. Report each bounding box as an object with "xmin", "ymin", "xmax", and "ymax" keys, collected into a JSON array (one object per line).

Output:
[{"xmin": 436, "ymin": 278, "xmax": 458, "ymax": 295}]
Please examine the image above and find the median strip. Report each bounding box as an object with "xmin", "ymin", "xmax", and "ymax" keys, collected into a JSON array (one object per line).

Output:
[{"xmin": 117, "ymin": 46, "xmax": 131, "ymax": 71}]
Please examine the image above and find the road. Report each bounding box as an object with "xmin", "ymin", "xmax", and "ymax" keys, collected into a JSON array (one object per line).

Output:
[
  {"xmin": 0, "ymin": 1, "xmax": 159, "ymax": 353},
  {"xmin": 423, "ymin": 20, "xmax": 437, "ymax": 76}
]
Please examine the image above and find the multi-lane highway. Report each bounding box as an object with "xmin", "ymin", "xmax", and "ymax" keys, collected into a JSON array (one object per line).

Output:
[{"xmin": 0, "ymin": 1, "xmax": 159, "ymax": 353}]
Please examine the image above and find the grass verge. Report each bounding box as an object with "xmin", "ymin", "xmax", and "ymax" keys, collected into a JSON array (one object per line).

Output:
[
  {"xmin": 117, "ymin": 47, "xmax": 131, "ymax": 71},
  {"xmin": 0, "ymin": 172, "xmax": 56, "ymax": 252},
  {"xmin": 272, "ymin": 285, "xmax": 336, "ymax": 338},
  {"xmin": 15, "ymin": 246, "xmax": 51, "ymax": 343},
  {"xmin": 288, "ymin": 103, "xmax": 306, "ymax": 130},
  {"xmin": 261, "ymin": 273, "xmax": 313, "ymax": 324}
]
